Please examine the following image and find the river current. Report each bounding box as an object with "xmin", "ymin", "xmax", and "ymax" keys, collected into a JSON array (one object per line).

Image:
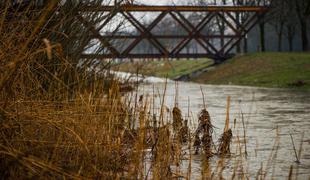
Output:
[{"xmin": 117, "ymin": 72, "xmax": 310, "ymax": 179}]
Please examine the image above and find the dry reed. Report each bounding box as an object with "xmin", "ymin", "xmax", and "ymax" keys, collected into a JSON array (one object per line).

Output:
[{"xmin": 218, "ymin": 96, "xmax": 233, "ymax": 156}]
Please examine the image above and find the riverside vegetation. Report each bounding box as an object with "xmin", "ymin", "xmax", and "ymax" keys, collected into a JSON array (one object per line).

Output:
[{"xmin": 0, "ymin": 1, "xmax": 232, "ymax": 179}]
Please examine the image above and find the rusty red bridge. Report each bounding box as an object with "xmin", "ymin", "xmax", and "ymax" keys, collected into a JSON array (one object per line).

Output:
[{"xmin": 79, "ymin": 5, "xmax": 268, "ymax": 62}]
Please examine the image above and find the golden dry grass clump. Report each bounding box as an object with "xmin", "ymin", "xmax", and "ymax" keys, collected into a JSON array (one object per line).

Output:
[
  {"xmin": 194, "ymin": 109, "xmax": 214, "ymax": 157},
  {"xmin": 0, "ymin": 90, "xmax": 137, "ymax": 178},
  {"xmin": 218, "ymin": 129, "xmax": 233, "ymax": 155},
  {"xmin": 172, "ymin": 106, "xmax": 189, "ymax": 144},
  {"xmin": 172, "ymin": 107, "xmax": 182, "ymax": 132}
]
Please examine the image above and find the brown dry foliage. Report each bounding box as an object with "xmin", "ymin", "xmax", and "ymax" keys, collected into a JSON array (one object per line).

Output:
[{"xmin": 0, "ymin": 1, "xmax": 292, "ymax": 179}]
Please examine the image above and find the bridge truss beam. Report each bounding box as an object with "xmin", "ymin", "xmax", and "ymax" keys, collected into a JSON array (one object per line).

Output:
[{"xmin": 79, "ymin": 5, "xmax": 268, "ymax": 61}]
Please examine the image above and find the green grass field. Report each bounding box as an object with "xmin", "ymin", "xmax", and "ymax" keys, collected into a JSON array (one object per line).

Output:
[
  {"xmin": 192, "ymin": 52, "xmax": 310, "ymax": 89},
  {"xmin": 112, "ymin": 59, "xmax": 213, "ymax": 79},
  {"xmin": 113, "ymin": 53, "xmax": 310, "ymax": 89}
]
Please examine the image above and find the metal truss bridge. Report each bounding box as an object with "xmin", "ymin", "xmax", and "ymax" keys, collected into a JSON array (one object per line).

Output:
[{"xmin": 79, "ymin": 5, "xmax": 268, "ymax": 62}]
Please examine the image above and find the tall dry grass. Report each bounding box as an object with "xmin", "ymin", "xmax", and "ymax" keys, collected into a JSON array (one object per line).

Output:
[{"xmin": 1, "ymin": 1, "xmax": 134, "ymax": 178}]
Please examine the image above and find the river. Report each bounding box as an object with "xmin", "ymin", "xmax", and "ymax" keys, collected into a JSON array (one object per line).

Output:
[{"xmin": 117, "ymin": 72, "xmax": 310, "ymax": 179}]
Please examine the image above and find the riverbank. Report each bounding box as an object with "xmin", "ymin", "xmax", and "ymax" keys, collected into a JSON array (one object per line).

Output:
[
  {"xmin": 113, "ymin": 53, "xmax": 310, "ymax": 89},
  {"xmin": 192, "ymin": 52, "xmax": 310, "ymax": 89},
  {"xmin": 112, "ymin": 58, "xmax": 213, "ymax": 79}
]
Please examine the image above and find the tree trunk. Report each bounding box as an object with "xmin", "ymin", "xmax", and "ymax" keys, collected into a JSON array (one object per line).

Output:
[
  {"xmin": 287, "ymin": 25, "xmax": 294, "ymax": 52},
  {"xmin": 218, "ymin": 22, "xmax": 225, "ymax": 55},
  {"xmin": 221, "ymin": 28, "xmax": 225, "ymax": 54},
  {"xmin": 288, "ymin": 37, "xmax": 293, "ymax": 52},
  {"xmin": 186, "ymin": 46, "xmax": 190, "ymax": 60},
  {"xmin": 294, "ymin": 0, "xmax": 309, "ymax": 51},
  {"xmin": 259, "ymin": 21, "xmax": 265, "ymax": 52},
  {"xmin": 277, "ymin": 25, "xmax": 283, "ymax": 51},
  {"xmin": 277, "ymin": 33, "xmax": 282, "ymax": 51},
  {"xmin": 236, "ymin": 12, "xmax": 241, "ymax": 53},
  {"xmin": 243, "ymin": 36, "xmax": 248, "ymax": 53},
  {"xmin": 300, "ymin": 20, "xmax": 309, "ymax": 51}
]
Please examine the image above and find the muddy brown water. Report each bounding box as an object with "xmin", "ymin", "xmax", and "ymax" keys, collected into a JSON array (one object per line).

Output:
[{"xmin": 132, "ymin": 81, "xmax": 310, "ymax": 179}]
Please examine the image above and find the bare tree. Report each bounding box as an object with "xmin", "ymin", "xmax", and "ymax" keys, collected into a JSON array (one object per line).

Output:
[
  {"xmin": 269, "ymin": 0, "xmax": 286, "ymax": 51},
  {"xmin": 283, "ymin": 0, "xmax": 297, "ymax": 51},
  {"xmin": 256, "ymin": 0, "xmax": 270, "ymax": 52},
  {"xmin": 293, "ymin": 0, "xmax": 310, "ymax": 51}
]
